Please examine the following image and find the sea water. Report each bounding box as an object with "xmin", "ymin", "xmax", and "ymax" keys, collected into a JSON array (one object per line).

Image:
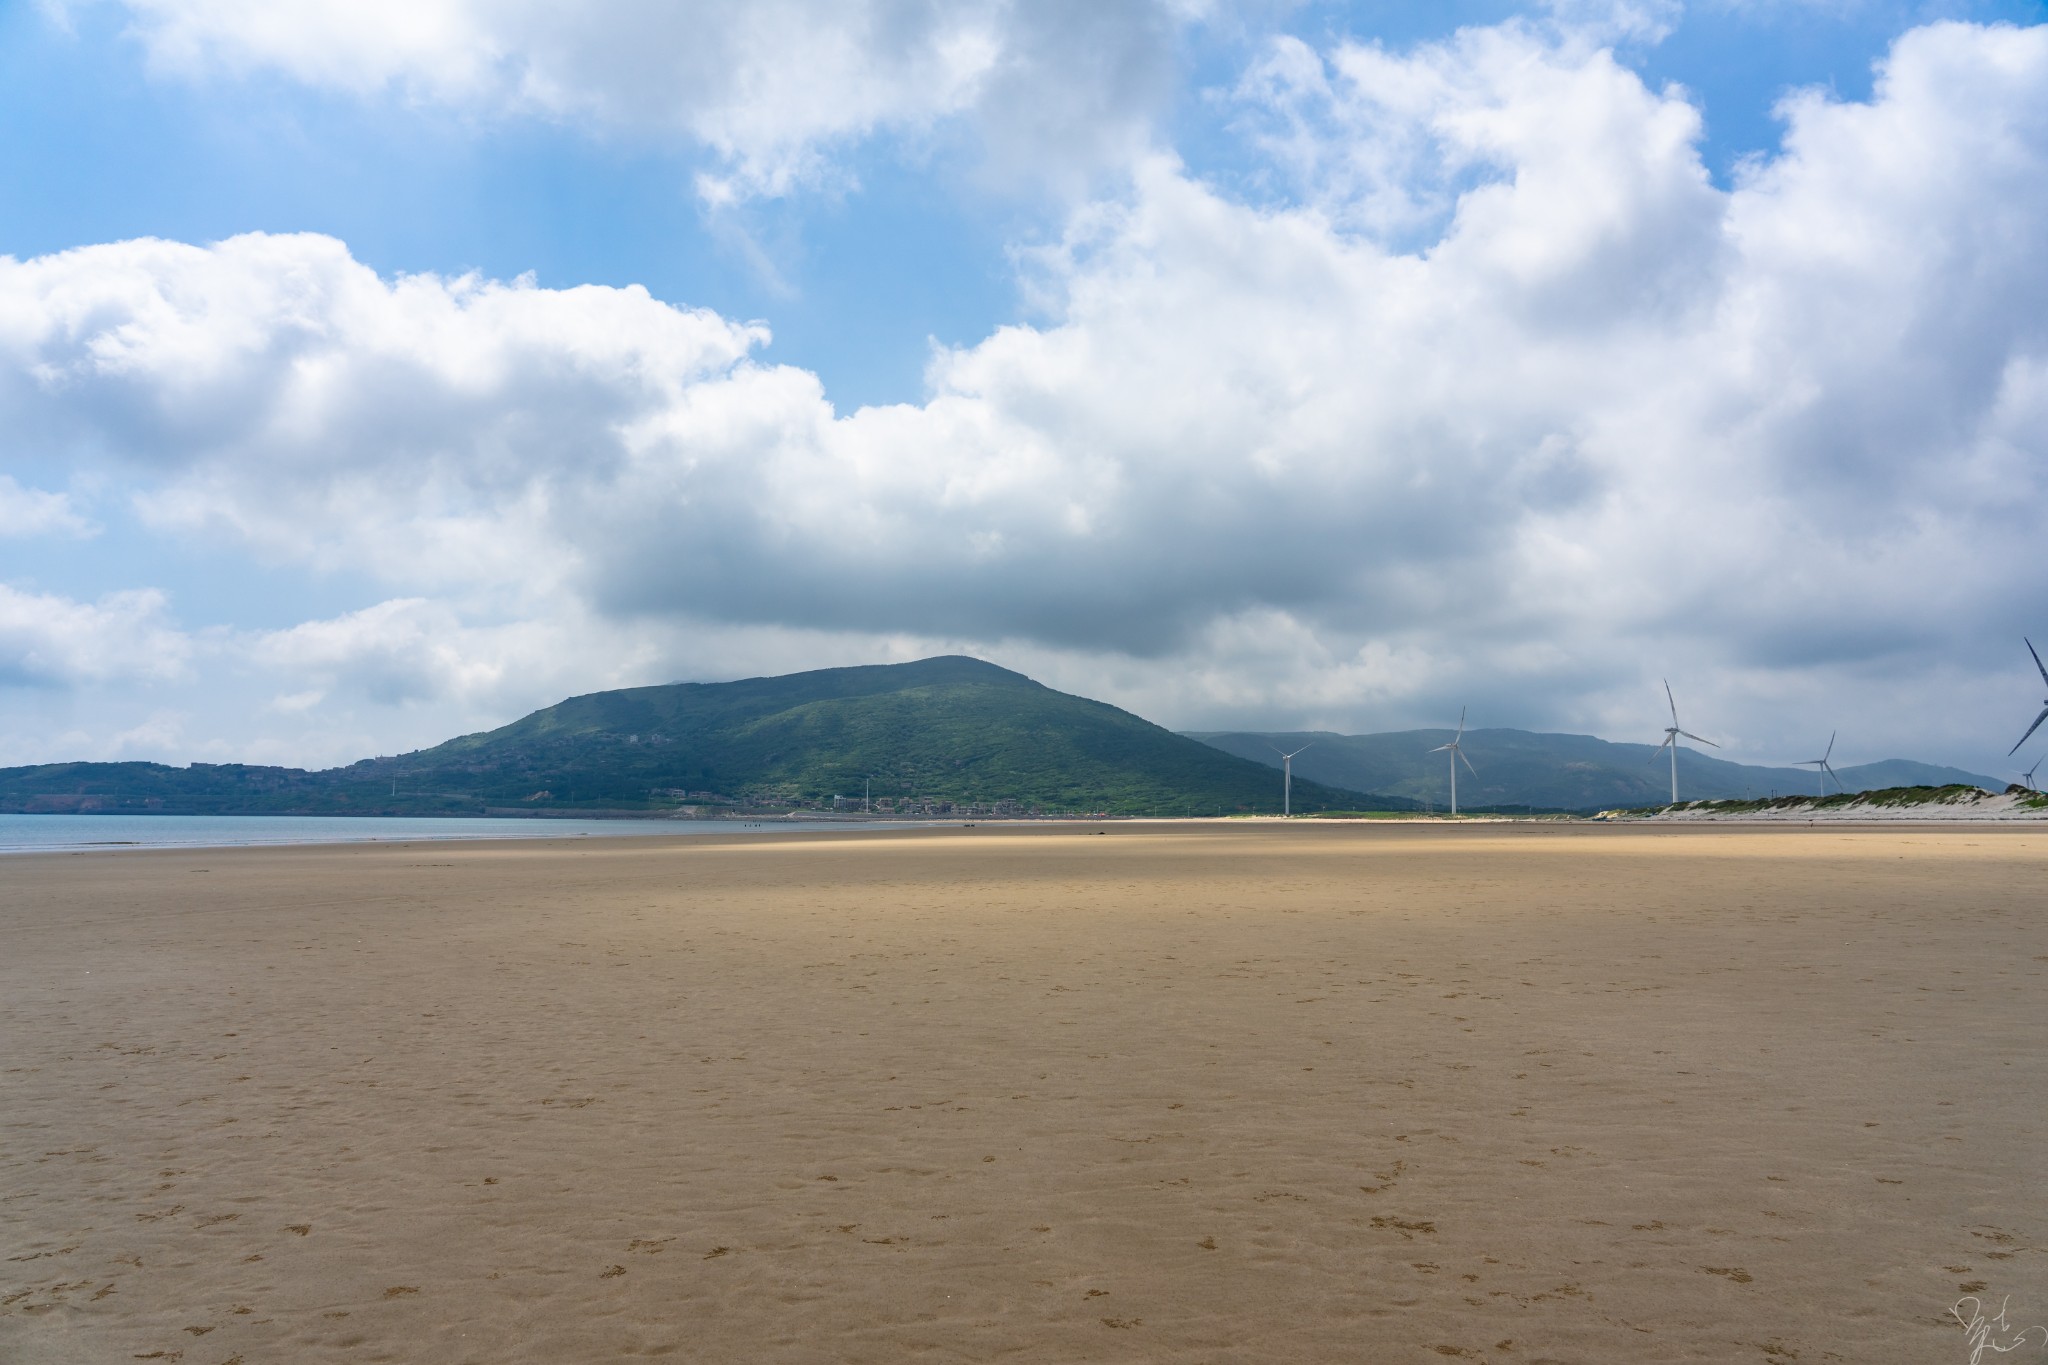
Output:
[{"xmin": 0, "ymin": 813, "xmax": 901, "ymax": 854}]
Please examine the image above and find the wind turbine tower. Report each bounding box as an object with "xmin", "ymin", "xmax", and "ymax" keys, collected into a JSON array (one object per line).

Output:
[
  {"xmin": 1271, "ymin": 743, "xmax": 1314, "ymax": 817},
  {"xmin": 1431, "ymin": 708, "xmax": 1478, "ymax": 816},
  {"xmin": 1651, "ymin": 681, "xmax": 1718, "ymax": 805},
  {"xmin": 2009, "ymin": 638, "xmax": 2048, "ymax": 756},
  {"xmin": 1795, "ymin": 732, "xmax": 1841, "ymax": 797}
]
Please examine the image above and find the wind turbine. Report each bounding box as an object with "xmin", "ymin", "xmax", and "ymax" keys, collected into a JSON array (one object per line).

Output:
[
  {"xmin": 2009, "ymin": 638, "xmax": 2048, "ymax": 756},
  {"xmin": 1650, "ymin": 680, "xmax": 1718, "ymax": 805},
  {"xmin": 2018, "ymin": 756, "xmax": 2044, "ymax": 795},
  {"xmin": 1270, "ymin": 742, "xmax": 1313, "ymax": 817},
  {"xmin": 1430, "ymin": 708, "xmax": 1478, "ymax": 816},
  {"xmin": 1795, "ymin": 732, "xmax": 1841, "ymax": 797}
]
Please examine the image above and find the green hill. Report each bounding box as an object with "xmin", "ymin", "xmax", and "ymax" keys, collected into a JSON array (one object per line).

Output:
[
  {"xmin": 377, "ymin": 655, "xmax": 1376, "ymax": 815},
  {"xmin": 0, "ymin": 657, "xmax": 1389, "ymax": 817}
]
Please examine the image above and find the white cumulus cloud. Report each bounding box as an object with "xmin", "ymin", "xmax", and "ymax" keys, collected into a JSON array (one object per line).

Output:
[
  {"xmin": 0, "ymin": 585, "xmax": 191, "ymax": 687},
  {"xmin": 0, "ymin": 476, "xmax": 93, "ymax": 537},
  {"xmin": 3, "ymin": 15, "xmax": 2047, "ymax": 768},
  {"xmin": 84, "ymin": 0, "xmax": 1195, "ymax": 200},
  {"xmin": 247, "ymin": 597, "xmax": 675, "ymax": 711}
]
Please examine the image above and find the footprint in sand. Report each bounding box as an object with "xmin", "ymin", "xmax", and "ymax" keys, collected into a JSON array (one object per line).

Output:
[
  {"xmin": 7, "ymin": 1244, "xmax": 81, "ymax": 1264},
  {"xmin": 1371, "ymin": 1217, "xmax": 1437, "ymax": 1238},
  {"xmin": 1359, "ymin": 1160, "xmax": 1407, "ymax": 1194}
]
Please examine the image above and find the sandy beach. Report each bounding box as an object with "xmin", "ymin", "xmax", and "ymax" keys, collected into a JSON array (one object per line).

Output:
[{"xmin": 4, "ymin": 822, "xmax": 2045, "ymax": 1363}]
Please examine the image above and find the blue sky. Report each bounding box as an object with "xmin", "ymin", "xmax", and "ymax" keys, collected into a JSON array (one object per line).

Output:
[{"xmin": 2, "ymin": 0, "xmax": 2046, "ymax": 773}]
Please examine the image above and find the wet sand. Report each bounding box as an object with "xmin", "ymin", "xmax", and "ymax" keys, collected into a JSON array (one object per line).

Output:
[{"xmin": 4, "ymin": 822, "xmax": 2045, "ymax": 1363}]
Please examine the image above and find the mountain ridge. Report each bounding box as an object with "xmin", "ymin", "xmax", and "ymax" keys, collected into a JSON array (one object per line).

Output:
[
  {"xmin": 1188, "ymin": 727, "xmax": 2002, "ymax": 812},
  {"xmin": 0, "ymin": 657, "xmax": 1387, "ymax": 817}
]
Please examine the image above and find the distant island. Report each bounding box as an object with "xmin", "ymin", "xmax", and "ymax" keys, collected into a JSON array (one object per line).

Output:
[{"xmin": 0, "ymin": 656, "xmax": 1384, "ymax": 819}]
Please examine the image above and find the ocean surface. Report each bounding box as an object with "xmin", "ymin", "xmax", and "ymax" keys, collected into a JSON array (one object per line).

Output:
[{"xmin": 0, "ymin": 813, "xmax": 901, "ymax": 854}]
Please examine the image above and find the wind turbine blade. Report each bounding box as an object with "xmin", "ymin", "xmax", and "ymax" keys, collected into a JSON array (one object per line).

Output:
[
  {"xmin": 1456, "ymin": 706, "xmax": 1466, "ymax": 741},
  {"xmin": 1459, "ymin": 750, "xmax": 1478, "ymax": 777},
  {"xmin": 1823, "ymin": 731, "xmax": 1835, "ymax": 762},
  {"xmin": 1664, "ymin": 679, "xmax": 1678, "ymax": 726},
  {"xmin": 1679, "ymin": 731, "xmax": 1718, "ymax": 747},
  {"xmin": 2031, "ymin": 637, "xmax": 2048, "ymax": 689},
  {"xmin": 2010, "ymin": 706, "xmax": 2048, "ymax": 756},
  {"xmin": 1430, "ymin": 743, "xmax": 1452, "ymax": 754}
]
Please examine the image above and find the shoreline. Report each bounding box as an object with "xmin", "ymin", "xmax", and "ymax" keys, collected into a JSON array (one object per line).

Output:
[{"xmin": 13, "ymin": 809, "xmax": 2048, "ymax": 857}]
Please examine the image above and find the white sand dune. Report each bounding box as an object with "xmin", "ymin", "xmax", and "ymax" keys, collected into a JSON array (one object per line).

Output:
[{"xmin": 1616, "ymin": 787, "xmax": 2048, "ymax": 822}]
